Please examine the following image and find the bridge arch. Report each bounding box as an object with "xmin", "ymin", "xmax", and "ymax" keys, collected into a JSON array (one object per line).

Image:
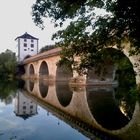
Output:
[
  {"xmin": 29, "ymin": 64, "xmax": 35, "ymax": 75},
  {"xmin": 112, "ymin": 42, "xmax": 140, "ymax": 86},
  {"xmin": 56, "ymin": 65, "xmax": 73, "ymax": 82},
  {"xmin": 39, "ymin": 61, "xmax": 49, "ymax": 77},
  {"xmin": 86, "ymin": 47, "xmax": 136, "ymax": 86}
]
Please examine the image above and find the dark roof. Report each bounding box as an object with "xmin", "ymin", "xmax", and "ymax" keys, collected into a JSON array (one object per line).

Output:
[
  {"xmin": 14, "ymin": 111, "xmax": 37, "ymax": 120},
  {"xmin": 15, "ymin": 114, "xmax": 34, "ymax": 120},
  {"xmin": 15, "ymin": 32, "xmax": 39, "ymax": 40}
]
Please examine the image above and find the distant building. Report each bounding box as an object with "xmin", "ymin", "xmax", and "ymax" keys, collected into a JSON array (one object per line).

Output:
[{"xmin": 15, "ymin": 32, "xmax": 39, "ymax": 62}]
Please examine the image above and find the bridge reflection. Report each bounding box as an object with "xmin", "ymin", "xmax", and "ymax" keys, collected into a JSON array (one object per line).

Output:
[
  {"xmin": 56, "ymin": 84, "xmax": 73, "ymax": 107},
  {"xmin": 19, "ymin": 79, "xmax": 140, "ymax": 140},
  {"xmin": 39, "ymin": 80, "xmax": 49, "ymax": 98},
  {"xmin": 86, "ymin": 87, "xmax": 129, "ymax": 130}
]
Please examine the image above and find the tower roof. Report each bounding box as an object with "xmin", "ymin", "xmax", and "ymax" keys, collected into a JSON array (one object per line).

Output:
[{"xmin": 15, "ymin": 32, "xmax": 39, "ymax": 40}]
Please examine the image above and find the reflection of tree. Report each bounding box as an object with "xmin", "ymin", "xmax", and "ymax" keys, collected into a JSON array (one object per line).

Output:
[
  {"xmin": 115, "ymin": 56, "xmax": 138, "ymax": 118},
  {"xmin": 0, "ymin": 80, "xmax": 18, "ymax": 104},
  {"xmin": 115, "ymin": 87, "xmax": 138, "ymax": 119}
]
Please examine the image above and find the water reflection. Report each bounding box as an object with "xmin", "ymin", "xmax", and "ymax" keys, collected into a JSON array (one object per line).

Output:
[
  {"xmin": 39, "ymin": 80, "xmax": 48, "ymax": 98},
  {"xmin": 22, "ymin": 80, "xmax": 140, "ymax": 139},
  {"xmin": 29, "ymin": 80, "xmax": 34, "ymax": 92},
  {"xmin": 0, "ymin": 80, "xmax": 17, "ymax": 104},
  {"xmin": 86, "ymin": 86, "xmax": 129, "ymax": 130},
  {"xmin": 14, "ymin": 91, "xmax": 38, "ymax": 120},
  {"xmin": 0, "ymin": 79, "xmax": 140, "ymax": 140},
  {"xmin": 56, "ymin": 84, "xmax": 73, "ymax": 107}
]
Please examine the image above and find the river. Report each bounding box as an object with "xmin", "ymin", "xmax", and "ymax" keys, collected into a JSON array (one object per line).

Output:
[{"xmin": 0, "ymin": 79, "xmax": 140, "ymax": 140}]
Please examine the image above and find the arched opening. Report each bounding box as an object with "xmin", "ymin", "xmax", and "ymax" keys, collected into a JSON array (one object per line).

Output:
[
  {"xmin": 39, "ymin": 80, "xmax": 48, "ymax": 98},
  {"xmin": 24, "ymin": 54, "xmax": 31, "ymax": 60},
  {"xmin": 39, "ymin": 61, "xmax": 49, "ymax": 78},
  {"xmin": 87, "ymin": 65, "xmax": 116, "ymax": 84},
  {"xmin": 56, "ymin": 65, "xmax": 73, "ymax": 82},
  {"xmin": 86, "ymin": 48, "xmax": 136, "ymax": 87},
  {"xmin": 29, "ymin": 64, "xmax": 35, "ymax": 75},
  {"xmin": 56, "ymin": 84, "xmax": 73, "ymax": 107}
]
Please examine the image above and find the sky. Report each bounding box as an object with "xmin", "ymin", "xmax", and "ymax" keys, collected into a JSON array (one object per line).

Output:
[{"xmin": 0, "ymin": 0, "xmax": 59, "ymax": 55}]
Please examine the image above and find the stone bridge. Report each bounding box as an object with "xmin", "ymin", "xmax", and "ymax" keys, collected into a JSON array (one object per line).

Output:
[{"xmin": 20, "ymin": 42, "xmax": 140, "ymax": 86}]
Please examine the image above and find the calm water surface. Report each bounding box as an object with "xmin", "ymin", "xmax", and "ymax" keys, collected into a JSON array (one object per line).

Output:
[{"xmin": 0, "ymin": 80, "xmax": 139, "ymax": 140}]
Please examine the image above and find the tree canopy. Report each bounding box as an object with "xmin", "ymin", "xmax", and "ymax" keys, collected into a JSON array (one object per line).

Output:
[
  {"xmin": 39, "ymin": 44, "xmax": 56, "ymax": 53},
  {"xmin": 0, "ymin": 49, "xmax": 17, "ymax": 80},
  {"xmin": 32, "ymin": 0, "xmax": 139, "ymax": 73}
]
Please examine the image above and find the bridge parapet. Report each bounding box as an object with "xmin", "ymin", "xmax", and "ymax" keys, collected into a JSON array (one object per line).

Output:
[{"xmin": 23, "ymin": 47, "xmax": 62, "ymax": 64}]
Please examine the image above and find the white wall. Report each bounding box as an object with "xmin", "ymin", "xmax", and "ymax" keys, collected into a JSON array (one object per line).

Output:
[{"xmin": 18, "ymin": 38, "xmax": 38, "ymax": 61}]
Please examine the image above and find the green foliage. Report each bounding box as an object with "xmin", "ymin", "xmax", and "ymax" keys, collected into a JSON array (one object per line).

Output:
[
  {"xmin": 39, "ymin": 44, "xmax": 56, "ymax": 53},
  {"xmin": 32, "ymin": 0, "xmax": 140, "ymax": 72},
  {"xmin": 0, "ymin": 80, "xmax": 17, "ymax": 101},
  {"xmin": 113, "ymin": 50, "xmax": 139, "ymax": 117},
  {"xmin": 0, "ymin": 49, "xmax": 17, "ymax": 79}
]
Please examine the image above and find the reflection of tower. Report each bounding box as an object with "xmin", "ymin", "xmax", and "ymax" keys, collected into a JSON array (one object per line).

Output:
[
  {"xmin": 14, "ymin": 91, "xmax": 38, "ymax": 120},
  {"xmin": 15, "ymin": 32, "xmax": 39, "ymax": 62}
]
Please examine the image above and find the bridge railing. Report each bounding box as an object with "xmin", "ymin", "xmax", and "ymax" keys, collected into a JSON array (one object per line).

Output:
[{"xmin": 23, "ymin": 47, "xmax": 62, "ymax": 64}]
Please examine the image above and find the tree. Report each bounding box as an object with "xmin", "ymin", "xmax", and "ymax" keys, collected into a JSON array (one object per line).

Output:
[
  {"xmin": 32, "ymin": 0, "xmax": 139, "ymax": 73},
  {"xmin": 39, "ymin": 44, "xmax": 56, "ymax": 53},
  {"xmin": 0, "ymin": 49, "xmax": 17, "ymax": 79}
]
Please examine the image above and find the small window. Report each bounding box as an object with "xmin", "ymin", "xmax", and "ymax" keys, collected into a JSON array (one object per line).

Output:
[
  {"xmin": 31, "ymin": 44, "xmax": 34, "ymax": 48},
  {"xmin": 24, "ymin": 43, "xmax": 27, "ymax": 47},
  {"xmin": 24, "ymin": 49, "xmax": 27, "ymax": 51},
  {"xmin": 31, "ymin": 39, "xmax": 34, "ymax": 42},
  {"xmin": 23, "ymin": 106, "xmax": 26, "ymax": 109},
  {"xmin": 31, "ymin": 49, "xmax": 34, "ymax": 51},
  {"xmin": 24, "ymin": 39, "xmax": 27, "ymax": 42},
  {"xmin": 30, "ymin": 105, "xmax": 33, "ymax": 109}
]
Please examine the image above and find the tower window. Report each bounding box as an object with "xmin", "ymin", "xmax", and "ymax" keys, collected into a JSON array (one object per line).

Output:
[
  {"xmin": 24, "ymin": 43, "xmax": 27, "ymax": 47},
  {"xmin": 24, "ymin": 49, "xmax": 27, "ymax": 51},
  {"xmin": 24, "ymin": 39, "xmax": 27, "ymax": 42},
  {"xmin": 30, "ymin": 105, "xmax": 33, "ymax": 109},
  {"xmin": 31, "ymin": 44, "xmax": 34, "ymax": 48},
  {"xmin": 23, "ymin": 106, "xmax": 26, "ymax": 109},
  {"xmin": 31, "ymin": 39, "xmax": 34, "ymax": 42}
]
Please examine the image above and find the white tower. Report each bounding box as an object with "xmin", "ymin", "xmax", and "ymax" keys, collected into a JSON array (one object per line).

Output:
[{"xmin": 15, "ymin": 32, "xmax": 39, "ymax": 62}]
